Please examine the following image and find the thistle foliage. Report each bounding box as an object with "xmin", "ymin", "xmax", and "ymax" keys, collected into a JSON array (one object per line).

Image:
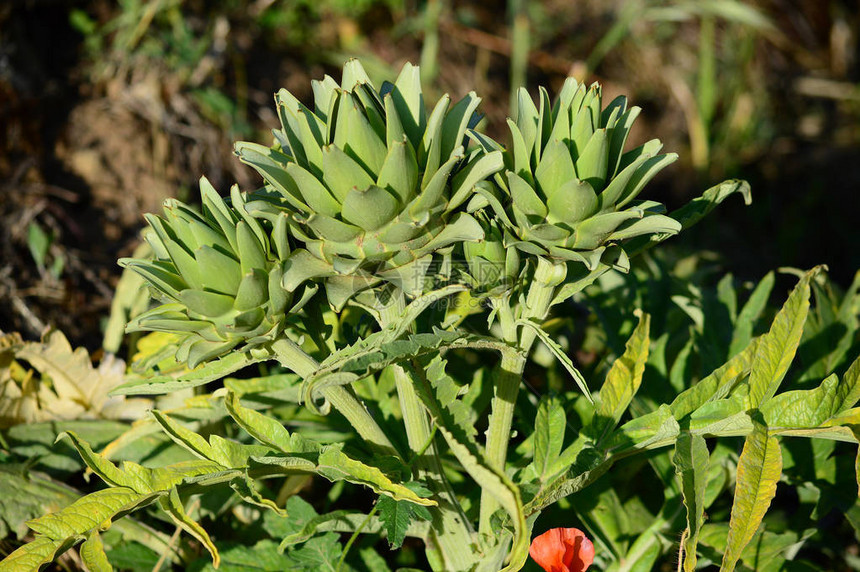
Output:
[
  {"xmin": 484, "ymin": 78, "xmax": 683, "ymax": 269},
  {"xmin": 235, "ymin": 60, "xmax": 504, "ymax": 308},
  {"xmin": 120, "ymin": 179, "xmax": 313, "ymax": 368}
]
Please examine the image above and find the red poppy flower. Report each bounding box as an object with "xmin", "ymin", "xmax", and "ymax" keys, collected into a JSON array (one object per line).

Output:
[{"xmin": 529, "ymin": 527, "xmax": 595, "ymax": 572}]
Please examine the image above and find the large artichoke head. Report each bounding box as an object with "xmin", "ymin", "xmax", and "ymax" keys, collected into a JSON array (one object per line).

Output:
[
  {"xmin": 502, "ymin": 78, "xmax": 682, "ymax": 268},
  {"xmin": 235, "ymin": 60, "xmax": 503, "ymax": 308},
  {"xmin": 119, "ymin": 178, "xmax": 310, "ymax": 368}
]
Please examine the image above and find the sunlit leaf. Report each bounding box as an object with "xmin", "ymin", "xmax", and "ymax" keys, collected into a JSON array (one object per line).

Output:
[{"xmin": 722, "ymin": 416, "xmax": 783, "ymax": 571}]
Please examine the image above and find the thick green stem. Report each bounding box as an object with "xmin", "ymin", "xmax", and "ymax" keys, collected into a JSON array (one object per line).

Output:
[
  {"xmin": 378, "ymin": 292, "xmax": 477, "ymax": 570},
  {"xmin": 479, "ymin": 257, "xmax": 564, "ymax": 535},
  {"xmin": 270, "ymin": 338, "xmax": 396, "ymax": 455}
]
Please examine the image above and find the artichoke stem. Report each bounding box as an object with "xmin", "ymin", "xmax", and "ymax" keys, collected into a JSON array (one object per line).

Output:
[
  {"xmin": 479, "ymin": 256, "xmax": 563, "ymax": 536},
  {"xmin": 378, "ymin": 291, "xmax": 478, "ymax": 570},
  {"xmin": 270, "ymin": 338, "xmax": 397, "ymax": 455}
]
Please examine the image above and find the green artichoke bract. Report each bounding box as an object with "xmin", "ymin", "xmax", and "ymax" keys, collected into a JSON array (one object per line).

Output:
[
  {"xmin": 485, "ymin": 78, "xmax": 682, "ymax": 269},
  {"xmin": 119, "ymin": 177, "xmax": 313, "ymax": 368},
  {"xmin": 235, "ymin": 60, "xmax": 504, "ymax": 309}
]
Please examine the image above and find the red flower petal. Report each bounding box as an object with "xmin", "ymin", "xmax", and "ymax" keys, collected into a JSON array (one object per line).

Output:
[{"xmin": 529, "ymin": 527, "xmax": 595, "ymax": 572}]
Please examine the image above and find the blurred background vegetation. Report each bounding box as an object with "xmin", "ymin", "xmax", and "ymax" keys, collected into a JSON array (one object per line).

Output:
[{"xmin": 3, "ymin": 0, "xmax": 860, "ymax": 351}]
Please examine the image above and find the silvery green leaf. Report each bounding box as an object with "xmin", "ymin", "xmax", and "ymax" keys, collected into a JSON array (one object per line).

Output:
[
  {"xmin": 282, "ymin": 249, "xmax": 337, "ymax": 291},
  {"xmin": 440, "ymin": 91, "xmax": 481, "ymax": 161},
  {"xmin": 615, "ymin": 152, "xmax": 679, "ymax": 208},
  {"xmin": 340, "ymin": 58, "xmax": 372, "ymax": 91},
  {"xmin": 515, "ymin": 86, "xmax": 540, "ymax": 154},
  {"xmin": 234, "ymin": 269, "xmax": 269, "ymax": 311},
  {"xmin": 353, "ymin": 82, "xmax": 387, "ymax": 138},
  {"xmin": 376, "ymin": 139, "xmax": 418, "ymax": 205},
  {"xmin": 417, "ymin": 213, "xmax": 484, "ymax": 256},
  {"xmin": 119, "ymin": 260, "xmax": 185, "ymax": 301},
  {"xmin": 185, "ymin": 339, "xmax": 240, "ymax": 369},
  {"xmin": 341, "ymin": 185, "xmax": 400, "ymax": 231},
  {"xmin": 306, "ymin": 214, "xmax": 362, "ymax": 243},
  {"xmin": 311, "ymin": 75, "xmax": 339, "ymax": 121},
  {"xmin": 534, "ymin": 139, "xmax": 576, "ymax": 198},
  {"xmin": 162, "ymin": 234, "xmax": 204, "ymax": 291},
  {"xmin": 617, "ymin": 138, "xmax": 663, "ymax": 173},
  {"xmin": 282, "ymin": 162, "xmax": 339, "ymax": 216},
  {"xmin": 547, "ymin": 92, "xmax": 571, "ymax": 145},
  {"xmin": 570, "ymin": 96, "xmax": 596, "ymax": 157},
  {"xmin": 230, "ymin": 185, "xmax": 269, "ymax": 249},
  {"xmin": 391, "ymin": 62, "xmax": 425, "ymax": 149},
  {"xmin": 546, "ymin": 245, "xmax": 604, "ymax": 269},
  {"xmin": 179, "ymin": 289, "xmax": 234, "ymax": 317},
  {"xmin": 377, "ymin": 255, "xmax": 434, "ymax": 297},
  {"xmin": 341, "ymin": 92, "xmax": 387, "ymax": 174},
  {"xmin": 449, "ymin": 150, "xmax": 505, "ymax": 211},
  {"xmin": 545, "ymin": 178, "xmax": 598, "ymax": 225},
  {"xmin": 236, "ymin": 221, "xmax": 267, "ymax": 275},
  {"xmin": 524, "ymin": 223, "xmax": 569, "ymax": 244},
  {"xmin": 600, "ymin": 94, "xmax": 627, "ymax": 128},
  {"xmin": 196, "ymin": 245, "xmax": 241, "ymax": 294},
  {"xmin": 574, "ymin": 127, "xmax": 609, "ymax": 189},
  {"xmin": 536, "ymin": 86, "xmax": 553, "ymax": 162},
  {"xmin": 322, "ymin": 145, "xmax": 375, "ymax": 202},
  {"xmin": 607, "ymin": 213, "xmax": 681, "ymax": 242},
  {"xmin": 383, "ymin": 92, "xmax": 407, "ymax": 148},
  {"xmin": 272, "ymin": 214, "xmax": 290, "ymax": 261},
  {"xmin": 571, "ymin": 210, "xmax": 642, "ymax": 250},
  {"xmin": 507, "ymin": 119, "xmax": 533, "ymax": 179},
  {"xmin": 508, "ymin": 171, "xmax": 547, "ymax": 219},
  {"xmin": 419, "ymin": 94, "xmax": 450, "ymax": 186},
  {"xmin": 407, "ymin": 154, "xmax": 460, "ymax": 219},
  {"xmin": 234, "ymin": 142, "xmax": 312, "ymax": 213},
  {"xmin": 598, "ymin": 151, "xmax": 653, "ymax": 209}
]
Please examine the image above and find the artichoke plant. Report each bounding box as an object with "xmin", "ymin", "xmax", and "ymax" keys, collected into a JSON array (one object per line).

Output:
[
  {"xmin": 119, "ymin": 178, "xmax": 313, "ymax": 368},
  {"xmin": 481, "ymin": 78, "xmax": 682, "ymax": 269},
  {"xmin": 234, "ymin": 60, "xmax": 504, "ymax": 308}
]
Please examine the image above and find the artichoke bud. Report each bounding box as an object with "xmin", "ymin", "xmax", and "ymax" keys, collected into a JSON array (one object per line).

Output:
[
  {"xmin": 463, "ymin": 218, "xmax": 520, "ymax": 291},
  {"xmin": 502, "ymin": 78, "xmax": 682, "ymax": 268},
  {"xmin": 235, "ymin": 60, "xmax": 504, "ymax": 309},
  {"xmin": 119, "ymin": 177, "xmax": 310, "ymax": 368}
]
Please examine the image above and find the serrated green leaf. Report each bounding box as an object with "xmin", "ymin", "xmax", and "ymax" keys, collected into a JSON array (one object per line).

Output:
[
  {"xmin": 589, "ymin": 313, "xmax": 650, "ymax": 444},
  {"xmin": 288, "ymin": 532, "xmax": 342, "ymax": 571},
  {"xmin": 747, "ymin": 268, "xmax": 819, "ymax": 408},
  {"xmin": 229, "ymin": 474, "xmax": 285, "ymax": 515},
  {"xmin": 189, "ymin": 540, "xmax": 294, "ymax": 572},
  {"xmin": 60, "ymin": 431, "xmax": 232, "ymax": 496},
  {"xmin": 27, "ymin": 487, "xmax": 152, "ymax": 540},
  {"xmin": 150, "ymin": 410, "xmax": 216, "ymax": 462},
  {"xmin": 606, "ymin": 404, "xmax": 680, "ymax": 454},
  {"xmin": 225, "ymin": 392, "xmax": 319, "ymax": 454},
  {"xmin": 533, "ymin": 395, "xmax": 566, "ymax": 481},
  {"xmin": 722, "ymin": 416, "xmax": 783, "ymax": 572},
  {"xmin": 110, "ymin": 349, "xmax": 270, "ymax": 396},
  {"xmin": 264, "ymin": 495, "xmax": 318, "ymax": 540},
  {"xmin": 763, "ymin": 374, "xmax": 839, "ymax": 430},
  {"xmin": 449, "ymin": 150, "xmax": 505, "ymax": 211},
  {"xmin": 80, "ymin": 532, "xmax": 111, "ymax": 572},
  {"xmin": 673, "ymin": 433, "xmax": 709, "ymax": 572},
  {"xmin": 837, "ymin": 354, "xmax": 860, "ymax": 413},
  {"xmin": 160, "ymin": 487, "xmax": 219, "ymax": 567},
  {"xmin": 377, "ymin": 482, "xmax": 433, "ymax": 549},
  {"xmin": 316, "ymin": 446, "xmax": 435, "ymax": 506},
  {"xmin": 0, "ymin": 534, "xmax": 65, "ymax": 572},
  {"xmin": 670, "ymin": 337, "xmax": 758, "ymax": 419},
  {"xmin": 518, "ymin": 319, "xmax": 592, "ymax": 403}
]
